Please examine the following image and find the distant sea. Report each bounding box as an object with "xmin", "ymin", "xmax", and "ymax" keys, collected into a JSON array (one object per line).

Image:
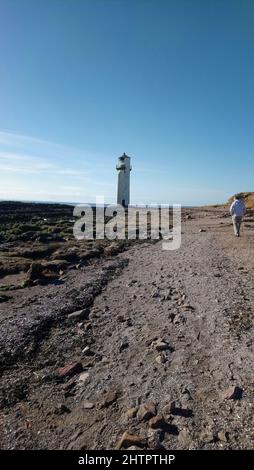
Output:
[{"xmin": 0, "ymin": 199, "xmax": 197, "ymax": 208}]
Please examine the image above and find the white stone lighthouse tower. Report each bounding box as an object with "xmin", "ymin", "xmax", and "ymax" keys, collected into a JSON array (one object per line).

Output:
[{"xmin": 116, "ymin": 153, "xmax": 131, "ymax": 207}]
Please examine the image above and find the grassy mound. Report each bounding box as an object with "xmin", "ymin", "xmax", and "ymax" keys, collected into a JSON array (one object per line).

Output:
[{"xmin": 228, "ymin": 192, "xmax": 254, "ymax": 209}]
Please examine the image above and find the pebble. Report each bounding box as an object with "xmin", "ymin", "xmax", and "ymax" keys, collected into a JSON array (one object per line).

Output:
[
  {"xmin": 222, "ymin": 385, "xmax": 242, "ymax": 400},
  {"xmin": 137, "ymin": 401, "xmax": 157, "ymax": 421},
  {"xmin": 78, "ymin": 372, "xmax": 90, "ymax": 384},
  {"xmin": 126, "ymin": 407, "xmax": 138, "ymax": 419},
  {"xmin": 101, "ymin": 389, "xmax": 119, "ymax": 408},
  {"xmin": 83, "ymin": 400, "xmax": 95, "ymax": 409},
  {"xmin": 149, "ymin": 414, "xmax": 166, "ymax": 429},
  {"xmin": 67, "ymin": 309, "xmax": 89, "ymax": 321},
  {"xmin": 58, "ymin": 362, "xmax": 83, "ymax": 379}
]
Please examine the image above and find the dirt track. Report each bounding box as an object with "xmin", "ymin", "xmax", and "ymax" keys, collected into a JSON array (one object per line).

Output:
[{"xmin": 0, "ymin": 207, "xmax": 254, "ymax": 449}]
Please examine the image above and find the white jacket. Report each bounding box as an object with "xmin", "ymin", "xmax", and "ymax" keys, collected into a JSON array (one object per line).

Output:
[{"xmin": 230, "ymin": 199, "xmax": 246, "ymax": 217}]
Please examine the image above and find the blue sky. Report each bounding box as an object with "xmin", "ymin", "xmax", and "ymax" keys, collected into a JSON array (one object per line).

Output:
[{"xmin": 1, "ymin": 0, "xmax": 254, "ymax": 205}]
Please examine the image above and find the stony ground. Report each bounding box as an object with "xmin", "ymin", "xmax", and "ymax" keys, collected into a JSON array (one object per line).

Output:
[{"xmin": 0, "ymin": 206, "xmax": 254, "ymax": 450}]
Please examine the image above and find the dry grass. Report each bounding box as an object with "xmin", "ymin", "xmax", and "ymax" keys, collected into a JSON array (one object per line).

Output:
[{"xmin": 228, "ymin": 192, "xmax": 254, "ymax": 209}]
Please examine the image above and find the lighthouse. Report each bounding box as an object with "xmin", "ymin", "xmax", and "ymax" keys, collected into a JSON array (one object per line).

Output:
[{"xmin": 116, "ymin": 153, "xmax": 132, "ymax": 207}]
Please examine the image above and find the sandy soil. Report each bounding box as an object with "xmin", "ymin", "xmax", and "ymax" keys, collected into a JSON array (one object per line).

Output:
[{"xmin": 0, "ymin": 206, "xmax": 254, "ymax": 450}]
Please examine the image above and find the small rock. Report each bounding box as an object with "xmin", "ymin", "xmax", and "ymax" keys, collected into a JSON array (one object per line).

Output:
[
  {"xmin": 222, "ymin": 385, "xmax": 242, "ymax": 400},
  {"xmin": 199, "ymin": 228, "xmax": 206, "ymax": 233},
  {"xmin": 126, "ymin": 407, "xmax": 138, "ymax": 419},
  {"xmin": 217, "ymin": 430, "xmax": 228, "ymax": 442},
  {"xmin": 67, "ymin": 309, "xmax": 89, "ymax": 321},
  {"xmin": 119, "ymin": 340, "xmax": 129, "ymax": 352},
  {"xmin": 178, "ymin": 428, "xmax": 192, "ymax": 447},
  {"xmin": 58, "ymin": 362, "xmax": 83, "ymax": 379},
  {"xmin": 78, "ymin": 372, "xmax": 90, "ymax": 384},
  {"xmin": 200, "ymin": 429, "xmax": 215, "ymax": 443},
  {"xmin": 163, "ymin": 401, "xmax": 176, "ymax": 416},
  {"xmin": 151, "ymin": 291, "xmax": 159, "ymax": 298},
  {"xmin": 82, "ymin": 346, "xmax": 93, "ymax": 356},
  {"xmin": 62, "ymin": 378, "xmax": 77, "ymax": 394},
  {"xmin": 181, "ymin": 304, "xmax": 195, "ymax": 311},
  {"xmin": 153, "ymin": 339, "xmax": 171, "ymax": 352},
  {"xmin": 83, "ymin": 400, "xmax": 94, "ymax": 409},
  {"xmin": 116, "ymin": 431, "xmax": 146, "ymax": 450},
  {"xmin": 126, "ymin": 445, "xmax": 144, "ymax": 450},
  {"xmin": 54, "ymin": 403, "xmax": 70, "ymax": 415},
  {"xmin": 83, "ymin": 322, "xmax": 92, "ymax": 332},
  {"xmin": 117, "ymin": 315, "xmax": 125, "ymax": 323},
  {"xmin": 137, "ymin": 401, "xmax": 157, "ymax": 422},
  {"xmin": 101, "ymin": 389, "xmax": 119, "ymax": 408},
  {"xmin": 155, "ymin": 354, "xmax": 166, "ymax": 364},
  {"xmin": 149, "ymin": 414, "xmax": 166, "ymax": 429}
]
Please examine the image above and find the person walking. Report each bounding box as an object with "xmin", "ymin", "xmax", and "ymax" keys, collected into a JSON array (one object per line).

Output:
[{"xmin": 230, "ymin": 195, "xmax": 246, "ymax": 237}]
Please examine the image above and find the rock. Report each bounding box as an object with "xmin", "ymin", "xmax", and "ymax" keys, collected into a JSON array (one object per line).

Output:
[
  {"xmin": 78, "ymin": 372, "xmax": 90, "ymax": 384},
  {"xmin": 101, "ymin": 389, "xmax": 119, "ymax": 408},
  {"xmin": 116, "ymin": 431, "xmax": 146, "ymax": 450},
  {"xmin": 127, "ymin": 279, "xmax": 137, "ymax": 287},
  {"xmin": 137, "ymin": 401, "xmax": 157, "ymax": 422},
  {"xmin": 199, "ymin": 228, "xmax": 206, "ymax": 233},
  {"xmin": 104, "ymin": 243, "xmax": 120, "ymax": 256},
  {"xmin": 25, "ymin": 262, "xmax": 44, "ymax": 285},
  {"xmin": 83, "ymin": 400, "xmax": 94, "ymax": 409},
  {"xmin": 200, "ymin": 429, "xmax": 215, "ymax": 443},
  {"xmin": 151, "ymin": 291, "xmax": 159, "ymax": 298},
  {"xmin": 165, "ymin": 291, "xmax": 172, "ymax": 300},
  {"xmin": 42, "ymin": 259, "xmax": 69, "ymax": 272},
  {"xmin": 62, "ymin": 378, "xmax": 77, "ymax": 393},
  {"xmin": 217, "ymin": 430, "xmax": 228, "ymax": 442},
  {"xmin": 67, "ymin": 309, "xmax": 89, "ymax": 321},
  {"xmin": 155, "ymin": 354, "xmax": 166, "ymax": 364},
  {"xmin": 0, "ymin": 294, "xmax": 10, "ymax": 303},
  {"xmin": 119, "ymin": 340, "xmax": 129, "ymax": 352},
  {"xmin": 58, "ymin": 362, "xmax": 83, "ymax": 379},
  {"xmin": 83, "ymin": 322, "xmax": 92, "ymax": 332},
  {"xmin": 222, "ymin": 385, "xmax": 242, "ymax": 400},
  {"xmin": 153, "ymin": 339, "xmax": 171, "ymax": 352},
  {"xmin": 126, "ymin": 407, "xmax": 138, "ymax": 419},
  {"xmin": 82, "ymin": 346, "xmax": 92, "ymax": 356},
  {"xmin": 181, "ymin": 304, "xmax": 195, "ymax": 311},
  {"xmin": 163, "ymin": 401, "xmax": 176, "ymax": 416},
  {"xmin": 54, "ymin": 403, "xmax": 70, "ymax": 415},
  {"xmin": 149, "ymin": 414, "xmax": 166, "ymax": 429},
  {"xmin": 178, "ymin": 428, "xmax": 192, "ymax": 447},
  {"xmin": 126, "ymin": 446, "xmax": 144, "ymax": 450},
  {"xmin": 117, "ymin": 315, "xmax": 125, "ymax": 323},
  {"xmin": 181, "ymin": 387, "xmax": 192, "ymax": 401}
]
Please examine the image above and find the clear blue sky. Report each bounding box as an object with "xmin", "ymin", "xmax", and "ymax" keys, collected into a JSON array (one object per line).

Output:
[{"xmin": 1, "ymin": 0, "xmax": 254, "ymax": 205}]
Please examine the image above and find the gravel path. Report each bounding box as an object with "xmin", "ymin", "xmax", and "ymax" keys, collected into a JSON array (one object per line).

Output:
[{"xmin": 0, "ymin": 208, "xmax": 254, "ymax": 449}]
